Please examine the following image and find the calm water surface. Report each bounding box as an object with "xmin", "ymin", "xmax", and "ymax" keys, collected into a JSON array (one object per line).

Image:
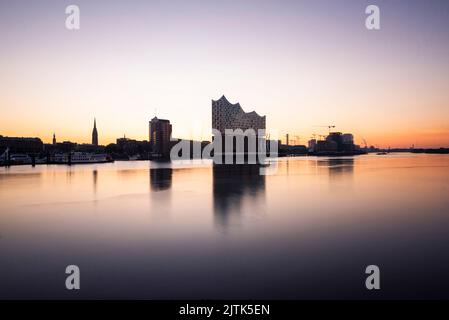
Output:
[{"xmin": 1, "ymin": 154, "xmax": 449, "ymax": 299}]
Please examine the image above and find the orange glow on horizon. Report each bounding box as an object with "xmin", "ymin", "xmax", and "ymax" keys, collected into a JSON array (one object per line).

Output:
[{"xmin": 2, "ymin": 122, "xmax": 449, "ymax": 149}]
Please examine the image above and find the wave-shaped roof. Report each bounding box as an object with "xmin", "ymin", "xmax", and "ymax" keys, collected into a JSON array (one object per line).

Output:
[{"xmin": 212, "ymin": 95, "xmax": 264, "ymax": 118}]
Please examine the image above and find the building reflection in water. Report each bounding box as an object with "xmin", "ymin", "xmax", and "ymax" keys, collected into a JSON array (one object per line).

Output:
[
  {"xmin": 316, "ymin": 158, "xmax": 354, "ymax": 184},
  {"xmin": 213, "ymin": 164, "xmax": 266, "ymax": 228},
  {"xmin": 92, "ymin": 169, "xmax": 98, "ymax": 194},
  {"xmin": 149, "ymin": 168, "xmax": 173, "ymax": 191},
  {"xmin": 66, "ymin": 166, "xmax": 74, "ymax": 182}
]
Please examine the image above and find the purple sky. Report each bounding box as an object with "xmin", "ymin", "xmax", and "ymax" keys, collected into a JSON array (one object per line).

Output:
[{"xmin": 1, "ymin": 0, "xmax": 449, "ymax": 147}]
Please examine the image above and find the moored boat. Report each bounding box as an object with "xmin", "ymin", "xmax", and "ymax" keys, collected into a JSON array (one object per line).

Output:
[{"xmin": 53, "ymin": 152, "xmax": 113, "ymax": 164}]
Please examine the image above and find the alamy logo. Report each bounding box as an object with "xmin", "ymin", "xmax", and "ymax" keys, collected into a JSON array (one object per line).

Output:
[
  {"xmin": 65, "ymin": 265, "xmax": 80, "ymax": 290},
  {"xmin": 170, "ymin": 128, "xmax": 279, "ymax": 174},
  {"xmin": 365, "ymin": 5, "xmax": 380, "ymax": 30},
  {"xmin": 65, "ymin": 5, "xmax": 80, "ymax": 30},
  {"xmin": 365, "ymin": 265, "xmax": 380, "ymax": 290}
]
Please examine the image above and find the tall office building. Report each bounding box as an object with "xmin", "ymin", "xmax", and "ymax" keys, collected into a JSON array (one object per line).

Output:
[
  {"xmin": 149, "ymin": 117, "xmax": 172, "ymax": 157},
  {"xmin": 92, "ymin": 118, "xmax": 98, "ymax": 146}
]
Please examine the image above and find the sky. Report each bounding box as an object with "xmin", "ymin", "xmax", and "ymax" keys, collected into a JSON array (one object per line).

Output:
[{"xmin": 0, "ymin": 0, "xmax": 449, "ymax": 148}]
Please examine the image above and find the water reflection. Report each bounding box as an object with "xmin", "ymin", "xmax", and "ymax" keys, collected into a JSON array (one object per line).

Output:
[
  {"xmin": 1, "ymin": 156, "xmax": 449, "ymax": 298},
  {"xmin": 92, "ymin": 169, "xmax": 98, "ymax": 194},
  {"xmin": 150, "ymin": 168, "xmax": 173, "ymax": 191},
  {"xmin": 316, "ymin": 158, "xmax": 354, "ymax": 180},
  {"xmin": 213, "ymin": 164, "xmax": 265, "ymax": 228}
]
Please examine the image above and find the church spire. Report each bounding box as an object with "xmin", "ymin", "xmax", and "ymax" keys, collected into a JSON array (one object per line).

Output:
[{"xmin": 92, "ymin": 117, "xmax": 98, "ymax": 146}]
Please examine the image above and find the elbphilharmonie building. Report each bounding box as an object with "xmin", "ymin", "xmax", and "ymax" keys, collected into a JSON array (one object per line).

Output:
[{"xmin": 212, "ymin": 95, "xmax": 266, "ymax": 133}]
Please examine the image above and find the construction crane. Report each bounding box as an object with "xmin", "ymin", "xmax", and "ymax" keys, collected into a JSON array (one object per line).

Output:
[
  {"xmin": 314, "ymin": 125, "xmax": 336, "ymax": 135},
  {"xmin": 286, "ymin": 135, "xmax": 301, "ymax": 146},
  {"xmin": 362, "ymin": 139, "xmax": 368, "ymax": 149},
  {"xmin": 294, "ymin": 135, "xmax": 300, "ymax": 145}
]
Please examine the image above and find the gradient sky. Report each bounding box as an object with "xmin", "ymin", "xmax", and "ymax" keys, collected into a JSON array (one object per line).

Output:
[{"xmin": 1, "ymin": 0, "xmax": 449, "ymax": 147}]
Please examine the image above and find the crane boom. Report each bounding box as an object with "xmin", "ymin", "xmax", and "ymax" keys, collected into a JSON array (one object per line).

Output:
[{"xmin": 313, "ymin": 125, "xmax": 336, "ymax": 134}]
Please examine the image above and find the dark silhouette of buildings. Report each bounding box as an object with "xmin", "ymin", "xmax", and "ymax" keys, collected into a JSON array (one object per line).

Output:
[
  {"xmin": 92, "ymin": 118, "xmax": 98, "ymax": 146},
  {"xmin": 45, "ymin": 141, "xmax": 77, "ymax": 153},
  {"xmin": 149, "ymin": 117, "xmax": 172, "ymax": 158},
  {"xmin": 112, "ymin": 136, "xmax": 151, "ymax": 159},
  {"xmin": 0, "ymin": 135, "xmax": 43, "ymax": 154},
  {"xmin": 279, "ymin": 144, "xmax": 308, "ymax": 155},
  {"xmin": 52, "ymin": 133, "xmax": 56, "ymax": 145},
  {"xmin": 324, "ymin": 132, "xmax": 355, "ymax": 152},
  {"xmin": 308, "ymin": 132, "xmax": 364, "ymax": 155}
]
